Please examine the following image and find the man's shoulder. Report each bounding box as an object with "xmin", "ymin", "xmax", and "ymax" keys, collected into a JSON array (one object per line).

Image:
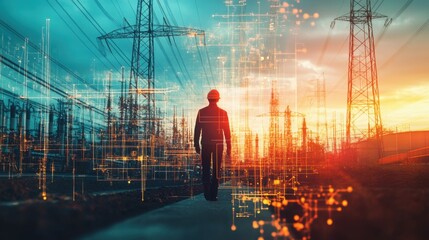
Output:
[
  {"xmin": 199, "ymin": 105, "xmax": 228, "ymax": 115},
  {"xmin": 198, "ymin": 106, "xmax": 210, "ymax": 114},
  {"xmin": 218, "ymin": 107, "xmax": 228, "ymax": 115}
]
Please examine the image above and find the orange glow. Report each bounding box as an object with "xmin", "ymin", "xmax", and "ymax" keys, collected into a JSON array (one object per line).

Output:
[
  {"xmin": 231, "ymin": 225, "xmax": 237, "ymax": 231},
  {"xmin": 294, "ymin": 215, "xmax": 300, "ymax": 221},
  {"xmin": 252, "ymin": 221, "xmax": 259, "ymax": 229}
]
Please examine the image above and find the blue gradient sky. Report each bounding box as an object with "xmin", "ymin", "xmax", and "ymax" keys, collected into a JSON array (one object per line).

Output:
[{"xmin": 0, "ymin": 0, "xmax": 428, "ymax": 136}]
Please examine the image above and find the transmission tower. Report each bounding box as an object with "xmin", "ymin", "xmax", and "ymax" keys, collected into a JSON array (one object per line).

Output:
[
  {"xmin": 334, "ymin": 0, "xmax": 386, "ymax": 157},
  {"xmin": 98, "ymin": 0, "xmax": 204, "ymax": 156},
  {"xmin": 268, "ymin": 81, "xmax": 280, "ymax": 164}
]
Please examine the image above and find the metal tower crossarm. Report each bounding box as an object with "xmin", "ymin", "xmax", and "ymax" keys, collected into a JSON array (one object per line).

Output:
[{"xmin": 98, "ymin": 24, "xmax": 205, "ymax": 40}]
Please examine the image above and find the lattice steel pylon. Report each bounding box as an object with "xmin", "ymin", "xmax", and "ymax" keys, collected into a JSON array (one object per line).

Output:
[
  {"xmin": 334, "ymin": 0, "xmax": 386, "ymax": 157},
  {"xmin": 98, "ymin": 0, "xmax": 204, "ymax": 156}
]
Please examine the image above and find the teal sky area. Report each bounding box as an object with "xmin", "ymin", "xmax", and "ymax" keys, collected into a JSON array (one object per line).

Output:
[{"xmin": 0, "ymin": 0, "xmax": 428, "ymax": 133}]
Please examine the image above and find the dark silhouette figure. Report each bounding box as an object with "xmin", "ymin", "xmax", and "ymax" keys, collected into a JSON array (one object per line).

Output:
[{"xmin": 194, "ymin": 89, "xmax": 231, "ymax": 201}]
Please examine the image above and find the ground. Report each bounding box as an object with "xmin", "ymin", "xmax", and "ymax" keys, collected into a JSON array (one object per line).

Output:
[
  {"xmin": 0, "ymin": 164, "xmax": 428, "ymax": 240},
  {"xmin": 0, "ymin": 175, "xmax": 202, "ymax": 240},
  {"xmin": 311, "ymin": 164, "xmax": 429, "ymax": 240}
]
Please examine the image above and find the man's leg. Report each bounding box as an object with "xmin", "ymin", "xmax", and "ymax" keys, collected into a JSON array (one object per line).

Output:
[
  {"xmin": 201, "ymin": 146, "xmax": 212, "ymax": 200},
  {"xmin": 210, "ymin": 144, "xmax": 223, "ymax": 200}
]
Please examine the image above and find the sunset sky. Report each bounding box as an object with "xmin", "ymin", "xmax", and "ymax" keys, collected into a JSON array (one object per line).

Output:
[{"xmin": 0, "ymin": 0, "xmax": 428, "ymax": 144}]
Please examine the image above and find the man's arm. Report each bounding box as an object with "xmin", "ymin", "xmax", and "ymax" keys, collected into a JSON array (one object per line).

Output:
[
  {"xmin": 223, "ymin": 111, "xmax": 231, "ymax": 156},
  {"xmin": 194, "ymin": 110, "xmax": 201, "ymax": 154}
]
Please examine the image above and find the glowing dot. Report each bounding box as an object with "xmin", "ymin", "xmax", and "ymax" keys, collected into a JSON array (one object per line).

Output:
[
  {"xmin": 337, "ymin": 207, "xmax": 342, "ymax": 212},
  {"xmin": 281, "ymin": 226, "xmax": 290, "ymax": 236},
  {"xmin": 296, "ymin": 21, "xmax": 301, "ymax": 25},
  {"xmin": 258, "ymin": 237, "xmax": 264, "ymax": 240},
  {"xmin": 283, "ymin": 2, "xmax": 289, "ymax": 7},
  {"xmin": 282, "ymin": 199, "xmax": 288, "ymax": 205},
  {"xmin": 329, "ymin": 187, "xmax": 334, "ymax": 193},
  {"xmin": 271, "ymin": 232, "xmax": 277, "ymax": 237},
  {"xmin": 313, "ymin": 13, "xmax": 320, "ymax": 18},
  {"xmin": 292, "ymin": 8, "xmax": 298, "ymax": 14},
  {"xmin": 258, "ymin": 220, "xmax": 265, "ymax": 226},
  {"xmin": 327, "ymin": 197, "xmax": 335, "ymax": 205},
  {"xmin": 128, "ymin": 180, "xmax": 131, "ymax": 184},
  {"xmin": 43, "ymin": 196, "xmax": 47, "ymax": 201},
  {"xmin": 263, "ymin": 199, "xmax": 270, "ymax": 205},
  {"xmin": 252, "ymin": 221, "xmax": 259, "ymax": 229},
  {"xmin": 293, "ymin": 222, "xmax": 304, "ymax": 231},
  {"xmin": 310, "ymin": 22, "xmax": 316, "ymax": 27},
  {"xmin": 293, "ymin": 215, "xmax": 300, "ymax": 221},
  {"xmin": 342, "ymin": 200, "xmax": 348, "ymax": 207},
  {"xmin": 303, "ymin": 13, "xmax": 310, "ymax": 19},
  {"xmin": 347, "ymin": 186, "xmax": 353, "ymax": 192},
  {"xmin": 231, "ymin": 225, "xmax": 237, "ymax": 231},
  {"xmin": 327, "ymin": 218, "xmax": 333, "ymax": 225},
  {"xmin": 279, "ymin": 8, "xmax": 286, "ymax": 14},
  {"xmin": 300, "ymin": 197, "xmax": 305, "ymax": 203},
  {"xmin": 260, "ymin": 229, "xmax": 264, "ymax": 234}
]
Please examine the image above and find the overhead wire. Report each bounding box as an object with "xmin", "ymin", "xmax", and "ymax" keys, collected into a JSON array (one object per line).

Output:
[
  {"xmin": 46, "ymin": 0, "xmax": 115, "ymax": 74},
  {"xmin": 175, "ymin": 0, "xmax": 186, "ymax": 27},
  {"xmin": 0, "ymin": 52, "xmax": 106, "ymax": 115},
  {"xmin": 0, "ymin": 18, "xmax": 99, "ymax": 93},
  {"xmin": 72, "ymin": 0, "xmax": 130, "ymax": 66},
  {"xmin": 154, "ymin": 1, "xmax": 200, "ymax": 95},
  {"xmin": 94, "ymin": 0, "xmax": 121, "ymax": 27},
  {"xmin": 375, "ymin": 0, "xmax": 414, "ymax": 46},
  {"xmin": 51, "ymin": 0, "xmax": 125, "ymax": 77},
  {"xmin": 203, "ymin": 43, "xmax": 215, "ymax": 88},
  {"xmin": 194, "ymin": 0, "xmax": 203, "ymax": 28},
  {"xmin": 110, "ymin": 0, "xmax": 126, "ymax": 17},
  {"xmin": 195, "ymin": 37, "xmax": 214, "ymax": 88},
  {"xmin": 379, "ymin": 16, "xmax": 429, "ymax": 70},
  {"xmin": 155, "ymin": 38, "xmax": 185, "ymax": 88}
]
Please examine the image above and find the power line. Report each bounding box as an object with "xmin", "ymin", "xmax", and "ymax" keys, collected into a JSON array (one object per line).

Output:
[
  {"xmin": 95, "ymin": 0, "xmax": 121, "ymax": 27},
  {"xmin": 72, "ymin": 0, "xmax": 130, "ymax": 66},
  {"xmin": 380, "ymin": 16, "xmax": 429, "ymax": 70},
  {"xmin": 375, "ymin": 0, "xmax": 414, "ymax": 45},
  {"xmin": 0, "ymin": 18, "xmax": 99, "ymax": 93},
  {"xmin": 47, "ymin": 0, "xmax": 115, "ymax": 73}
]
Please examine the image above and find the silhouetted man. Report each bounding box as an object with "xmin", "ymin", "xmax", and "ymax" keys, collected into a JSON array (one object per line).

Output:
[{"xmin": 194, "ymin": 89, "xmax": 231, "ymax": 201}]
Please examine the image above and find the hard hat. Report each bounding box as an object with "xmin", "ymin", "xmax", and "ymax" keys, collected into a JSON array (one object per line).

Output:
[{"xmin": 207, "ymin": 89, "xmax": 220, "ymax": 100}]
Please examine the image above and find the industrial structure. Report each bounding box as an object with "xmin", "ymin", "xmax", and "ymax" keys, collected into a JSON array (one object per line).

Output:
[{"xmin": 334, "ymin": 0, "xmax": 387, "ymax": 159}]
